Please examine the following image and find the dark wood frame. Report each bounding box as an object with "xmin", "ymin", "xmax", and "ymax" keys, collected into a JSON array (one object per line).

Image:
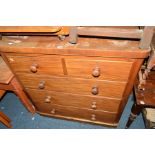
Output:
[{"xmin": 126, "ymin": 42, "xmax": 155, "ymax": 128}]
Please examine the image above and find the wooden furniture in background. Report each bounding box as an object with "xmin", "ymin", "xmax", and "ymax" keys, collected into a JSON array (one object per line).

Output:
[
  {"xmin": 126, "ymin": 34, "xmax": 155, "ymax": 128},
  {"xmin": 0, "ymin": 89, "xmax": 12, "ymax": 128},
  {"xmin": 0, "ymin": 32, "xmax": 150, "ymax": 127},
  {"xmin": 125, "ymin": 71, "xmax": 155, "ymax": 128},
  {"xmin": 0, "ymin": 26, "xmax": 69, "ymax": 41},
  {"xmin": 0, "ymin": 26, "xmax": 69, "ymax": 34},
  {"xmin": 0, "ymin": 26, "xmax": 154, "ymax": 49},
  {"xmin": 69, "ymin": 26, "xmax": 154, "ymax": 49},
  {"xmin": 0, "ymin": 109, "xmax": 12, "ymax": 128},
  {"xmin": 0, "ymin": 56, "xmax": 35, "ymax": 124}
]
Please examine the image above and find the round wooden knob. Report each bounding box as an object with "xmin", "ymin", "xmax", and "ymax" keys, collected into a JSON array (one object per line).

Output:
[
  {"xmin": 51, "ymin": 109, "xmax": 56, "ymax": 114},
  {"xmin": 38, "ymin": 81, "xmax": 45, "ymax": 89},
  {"xmin": 92, "ymin": 67, "xmax": 100, "ymax": 77},
  {"xmin": 91, "ymin": 86, "xmax": 98, "ymax": 95},
  {"xmin": 91, "ymin": 114, "xmax": 96, "ymax": 121},
  {"xmin": 30, "ymin": 63, "xmax": 38, "ymax": 73},
  {"xmin": 45, "ymin": 96, "xmax": 51, "ymax": 103},
  {"xmin": 91, "ymin": 101, "xmax": 97, "ymax": 109}
]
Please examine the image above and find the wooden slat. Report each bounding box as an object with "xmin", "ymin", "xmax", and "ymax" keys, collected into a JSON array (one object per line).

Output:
[
  {"xmin": 139, "ymin": 26, "xmax": 155, "ymax": 49},
  {"xmin": 0, "ymin": 26, "xmax": 70, "ymax": 35},
  {"xmin": 0, "ymin": 114, "xmax": 12, "ymax": 128},
  {"xmin": 77, "ymin": 26, "xmax": 143, "ymax": 39},
  {"xmin": 0, "ymin": 26, "xmax": 61, "ymax": 33},
  {"xmin": 147, "ymin": 45, "xmax": 155, "ymax": 70},
  {"xmin": 147, "ymin": 33, "xmax": 155, "ymax": 69},
  {"xmin": 69, "ymin": 27, "xmax": 78, "ymax": 43},
  {"xmin": 0, "ymin": 111, "xmax": 11, "ymax": 122}
]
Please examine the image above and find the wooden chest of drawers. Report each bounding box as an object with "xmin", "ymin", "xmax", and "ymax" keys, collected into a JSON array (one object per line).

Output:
[{"xmin": 0, "ymin": 36, "xmax": 149, "ymax": 127}]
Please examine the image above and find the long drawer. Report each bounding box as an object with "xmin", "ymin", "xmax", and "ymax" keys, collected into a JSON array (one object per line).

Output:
[
  {"xmin": 6, "ymin": 54, "xmax": 133, "ymax": 81},
  {"xmin": 18, "ymin": 73, "xmax": 126, "ymax": 98},
  {"xmin": 26, "ymin": 88, "xmax": 121, "ymax": 113},
  {"xmin": 34, "ymin": 102, "xmax": 118, "ymax": 125}
]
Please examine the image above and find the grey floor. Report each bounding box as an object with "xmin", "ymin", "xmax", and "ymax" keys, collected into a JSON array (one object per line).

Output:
[{"xmin": 0, "ymin": 92, "xmax": 145, "ymax": 129}]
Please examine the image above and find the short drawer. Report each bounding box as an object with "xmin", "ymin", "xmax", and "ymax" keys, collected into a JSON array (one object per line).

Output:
[
  {"xmin": 6, "ymin": 54, "xmax": 133, "ymax": 82},
  {"xmin": 26, "ymin": 88, "xmax": 121, "ymax": 113},
  {"xmin": 18, "ymin": 73, "xmax": 126, "ymax": 98},
  {"xmin": 35, "ymin": 102, "xmax": 118, "ymax": 125},
  {"xmin": 65, "ymin": 57, "xmax": 133, "ymax": 81},
  {"xmin": 6, "ymin": 54, "xmax": 64, "ymax": 76}
]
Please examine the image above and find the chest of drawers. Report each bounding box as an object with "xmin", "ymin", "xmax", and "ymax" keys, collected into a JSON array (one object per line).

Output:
[{"xmin": 0, "ymin": 36, "xmax": 149, "ymax": 127}]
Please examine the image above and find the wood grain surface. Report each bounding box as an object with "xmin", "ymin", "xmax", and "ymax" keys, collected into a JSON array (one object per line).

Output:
[
  {"xmin": 35, "ymin": 103, "xmax": 118, "ymax": 125},
  {"xmin": 26, "ymin": 88, "xmax": 121, "ymax": 113},
  {"xmin": 0, "ymin": 56, "xmax": 14, "ymax": 84},
  {"xmin": 6, "ymin": 53, "xmax": 133, "ymax": 81},
  {"xmin": 16, "ymin": 73, "xmax": 127, "ymax": 98}
]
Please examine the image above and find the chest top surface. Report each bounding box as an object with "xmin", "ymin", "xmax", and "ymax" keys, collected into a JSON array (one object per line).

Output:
[{"xmin": 0, "ymin": 36, "xmax": 149, "ymax": 58}]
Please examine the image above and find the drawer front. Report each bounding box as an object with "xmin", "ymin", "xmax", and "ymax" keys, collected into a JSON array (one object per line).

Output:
[
  {"xmin": 35, "ymin": 102, "xmax": 117, "ymax": 125},
  {"xmin": 18, "ymin": 74, "xmax": 126, "ymax": 98},
  {"xmin": 26, "ymin": 88, "xmax": 121, "ymax": 113},
  {"xmin": 6, "ymin": 54, "xmax": 64, "ymax": 76},
  {"xmin": 65, "ymin": 58, "xmax": 133, "ymax": 81},
  {"xmin": 6, "ymin": 54, "xmax": 133, "ymax": 82}
]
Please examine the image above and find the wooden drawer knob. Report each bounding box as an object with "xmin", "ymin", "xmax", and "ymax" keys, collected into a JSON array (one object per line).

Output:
[
  {"xmin": 38, "ymin": 81, "xmax": 45, "ymax": 89},
  {"xmin": 91, "ymin": 86, "xmax": 98, "ymax": 95},
  {"xmin": 92, "ymin": 67, "xmax": 100, "ymax": 77},
  {"xmin": 30, "ymin": 63, "xmax": 38, "ymax": 73},
  {"xmin": 51, "ymin": 109, "xmax": 56, "ymax": 114},
  {"xmin": 91, "ymin": 114, "xmax": 96, "ymax": 121},
  {"xmin": 91, "ymin": 101, "xmax": 97, "ymax": 109},
  {"xmin": 45, "ymin": 96, "xmax": 51, "ymax": 103}
]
